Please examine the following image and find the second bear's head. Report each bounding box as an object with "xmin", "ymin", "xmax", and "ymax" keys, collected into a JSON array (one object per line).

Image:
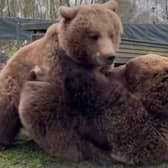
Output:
[{"xmin": 60, "ymin": 1, "xmax": 123, "ymax": 68}]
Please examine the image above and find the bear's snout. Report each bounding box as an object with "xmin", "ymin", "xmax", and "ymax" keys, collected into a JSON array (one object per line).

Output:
[
  {"xmin": 95, "ymin": 52, "xmax": 116, "ymax": 66},
  {"xmin": 104, "ymin": 54, "xmax": 115, "ymax": 65}
]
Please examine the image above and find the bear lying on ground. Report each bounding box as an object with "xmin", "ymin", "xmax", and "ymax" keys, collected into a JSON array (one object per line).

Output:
[
  {"xmin": 0, "ymin": 0, "xmax": 123, "ymax": 154},
  {"xmin": 19, "ymin": 49, "xmax": 114, "ymax": 163},
  {"xmin": 19, "ymin": 49, "xmax": 168, "ymax": 165},
  {"xmin": 56, "ymin": 50, "xmax": 168, "ymax": 165}
]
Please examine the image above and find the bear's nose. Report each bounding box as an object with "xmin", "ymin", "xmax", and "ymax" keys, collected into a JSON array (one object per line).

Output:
[{"xmin": 104, "ymin": 54, "xmax": 115, "ymax": 64}]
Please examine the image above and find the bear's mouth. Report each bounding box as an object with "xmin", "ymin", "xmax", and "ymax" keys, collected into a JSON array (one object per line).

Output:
[
  {"xmin": 95, "ymin": 56, "xmax": 115, "ymax": 69},
  {"xmin": 98, "ymin": 64, "xmax": 115, "ymax": 75},
  {"xmin": 58, "ymin": 49, "xmax": 115, "ymax": 73}
]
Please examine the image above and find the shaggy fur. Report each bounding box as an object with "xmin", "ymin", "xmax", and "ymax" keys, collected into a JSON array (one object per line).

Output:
[
  {"xmin": 20, "ymin": 50, "xmax": 168, "ymax": 165},
  {"xmin": 19, "ymin": 50, "xmax": 114, "ymax": 163},
  {"xmin": 0, "ymin": 0, "xmax": 122, "ymax": 153},
  {"xmin": 125, "ymin": 54, "xmax": 168, "ymax": 117},
  {"xmin": 61, "ymin": 51, "xmax": 168, "ymax": 165}
]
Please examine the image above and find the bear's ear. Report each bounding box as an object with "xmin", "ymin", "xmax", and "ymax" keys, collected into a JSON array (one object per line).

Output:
[
  {"xmin": 103, "ymin": 0, "xmax": 118, "ymax": 13},
  {"xmin": 59, "ymin": 6, "xmax": 78, "ymax": 21}
]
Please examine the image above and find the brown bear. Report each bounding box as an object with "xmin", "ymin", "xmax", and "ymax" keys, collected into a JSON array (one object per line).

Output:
[
  {"xmin": 0, "ymin": 0, "xmax": 123, "ymax": 156},
  {"xmin": 19, "ymin": 52, "xmax": 113, "ymax": 163},
  {"xmin": 20, "ymin": 48, "xmax": 168, "ymax": 165},
  {"xmin": 54, "ymin": 51, "xmax": 168, "ymax": 165},
  {"xmin": 109, "ymin": 54, "xmax": 168, "ymax": 165}
]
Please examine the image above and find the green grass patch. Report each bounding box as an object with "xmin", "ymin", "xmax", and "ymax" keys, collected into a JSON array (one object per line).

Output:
[
  {"xmin": 6, "ymin": 45, "xmax": 18, "ymax": 59},
  {"xmin": 0, "ymin": 139, "xmax": 168, "ymax": 168}
]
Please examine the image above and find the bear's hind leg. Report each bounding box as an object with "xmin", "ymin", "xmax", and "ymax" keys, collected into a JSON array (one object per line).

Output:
[{"xmin": 0, "ymin": 97, "xmax": 21, "ymax": 150}]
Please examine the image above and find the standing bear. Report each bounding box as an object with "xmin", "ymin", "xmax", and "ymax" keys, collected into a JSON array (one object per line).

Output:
[{"xmin": 0, "ymin": 0, "xmax": 123, "ymax": 155}]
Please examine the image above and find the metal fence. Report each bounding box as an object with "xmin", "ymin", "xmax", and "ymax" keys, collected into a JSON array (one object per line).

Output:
[{"xmin": 1, "ymin": 18, "xmax": 168, "ymax": 64}]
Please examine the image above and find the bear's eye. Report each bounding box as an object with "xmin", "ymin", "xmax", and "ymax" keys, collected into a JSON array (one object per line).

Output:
[{"xmin": 88, "ymin": 33, "xmax": 99, "ymax": 41}]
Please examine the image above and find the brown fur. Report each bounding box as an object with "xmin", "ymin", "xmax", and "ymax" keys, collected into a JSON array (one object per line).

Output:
[
  {"xmin": 19, "ymin": 50, "xmax": 114, "ymax": 163},
  {"xmin": 17, "ymin": 15, "xmax": 168, "ymax": 166},
  {"xmin": 99, "ymin": 54, "xmax": 168, "ymax": 165},
  {"xmin": 0, "ymin": 23, "xmax": 60, "ymax": 148},
  {"xmin": 0, "ymin": 0, "xmax": 122, "ymax": 156},
  {"xmin": 19, "ymin": 50, "xmax": 168, "ymax": 165},
  {"xmin": 60, "ymin": 51, "xmax": 168, "ymax": 165},
  {"xmin": 125, "ymin": 54, "xmax": 168, "ymax": 116},
  {"xmin": 58, "ymin": 2, "xmax": 122, "ymax": 67}
]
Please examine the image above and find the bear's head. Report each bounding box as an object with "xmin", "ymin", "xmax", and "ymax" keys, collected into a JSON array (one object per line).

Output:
[{"xmin": 58, "ymin": 1, "xmax": 123, "ymax": 68}]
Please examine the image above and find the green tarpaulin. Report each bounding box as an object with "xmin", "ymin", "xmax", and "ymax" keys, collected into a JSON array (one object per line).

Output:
[
  {"xmin": 123, "ymin": 24, "xmax": 168, "ymax": 44},
  {"xmin": 1, "ymin": 18, "xmax": 168, "ymax": 45},
  {"xmin": 0, "ymin": 17, "xmax": 54, "ymax": 40}
]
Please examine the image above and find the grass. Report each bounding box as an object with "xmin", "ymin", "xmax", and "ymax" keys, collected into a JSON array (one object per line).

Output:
[
  {"xmin": 0, "ymin": 139, "xmax": 121, "ymax": 168},
  {"xmin": 2, "ymin": 45, "xmax": 168, "ymax": 168},
  {"xmin": 1, "ymin": 134, "xmax": 168, "ymax": 168},
  {"xmin": 6, "ymin": 45, "xmax": 18, "ymax": 59}
]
